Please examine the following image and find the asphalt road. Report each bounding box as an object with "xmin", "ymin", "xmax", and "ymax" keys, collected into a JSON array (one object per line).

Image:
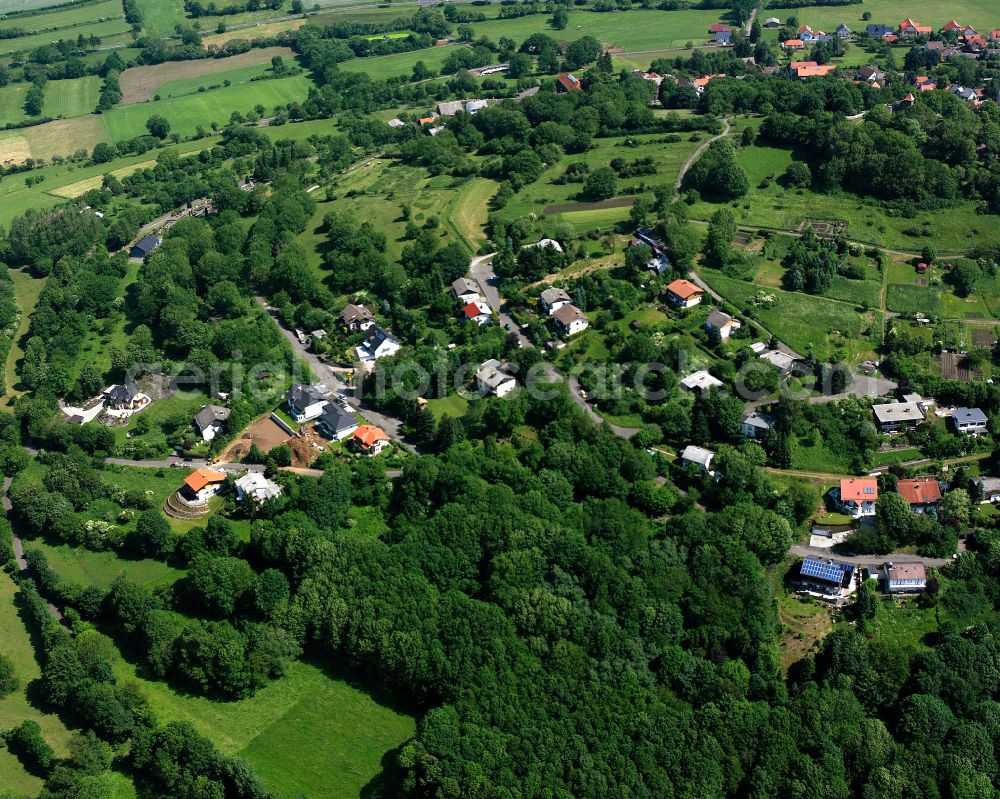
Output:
[{"xmin": 788, "ymin": 543, "xmax": 953, "ymax": 569}]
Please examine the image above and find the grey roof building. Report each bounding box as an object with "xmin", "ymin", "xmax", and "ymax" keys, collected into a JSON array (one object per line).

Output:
[{"xmin": 872, "ymin": 401, "xmax": 925, "ymax": 431}]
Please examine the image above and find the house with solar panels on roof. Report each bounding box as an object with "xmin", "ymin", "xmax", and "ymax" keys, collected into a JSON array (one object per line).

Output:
[{"xmin": 795, "ymin": 558, "xmax": 856, "ymax": 604}]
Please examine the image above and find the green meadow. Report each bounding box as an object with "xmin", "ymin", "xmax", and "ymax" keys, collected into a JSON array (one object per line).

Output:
[
  {"xmin": 337, "ymin": 44, "xmax": 462, "ymax": 79},
  {"xmin": 688, "ymin": 142, "xmax": 1000, "ymax": 252},
  {"xmin": 0, "ymin": 572, "xmax": 74, "ymax": 796},
  {"xmin": 44, "ymin": 75, "xmax": 101, "ymax": 117},
  {"xmin": 0, "ymin": 16, "xmax": 132, "ymax": 55},
  {"xmin": 699, "ymin": 270, "xmax": 878, "ymax": 362},
  {"xmin": 103, "ymin": 74, "xmax": 314, "ymax": 141},
  {"xmin": 112, "ymin": 653, "xmax": 416, "ymax": 799},
  {"xmin": 498, "ymin": 131, "xmax": 700, "ymax": 232},
  {"xmin": 470, "ymin": 7, "xmax": 729, "ymax": 51}
]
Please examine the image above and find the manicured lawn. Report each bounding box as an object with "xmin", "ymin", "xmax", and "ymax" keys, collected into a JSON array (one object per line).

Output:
[
  {"xmin": 699, "ymin": 271, "xmax": 877, "ymax": 362},
  {"xmin": 29, "ymin": 540, "xmax": 185, "ymax": 590},
  {"xmin": 112, "ymin": 652, "xmax": 416, "ymax": 799},
  {"xmin": 0, "ymin": 572, "xmax": 74, "ymax": 795},
  {"xmin": 426, "ymin": 393, "xmax": 469, "ymax": 419}
]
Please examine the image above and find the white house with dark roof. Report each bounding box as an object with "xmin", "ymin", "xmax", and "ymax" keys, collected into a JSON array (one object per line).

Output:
[
  {"xmin": 451, "ymin": 278, "xmax": 482, "ymax": 303},
  {"xmin": 705, "ymin": 309, "xmax": 742, "ymax": 340},
  {"xmin": 340, "ymin": 303, "xmax": 376, "ymax": 332},
  {"xmin": 194, "ymin": 404, "xmax": 230, "ymax": 441},
  {"xmin": 740, "ymin": 412, "xmax": 774, "ymax": 439},
  {"xmin": 287, "ymin": 384, "xmax": 328, "ymax": 423},
  {"xmin": 872, "ymin": 401, "xmax": 924, "ymax": 433},
  {"xmin": 540, "ymin": 287, "xmax": 571, "ymax": 315},
  {"xmin": 553, "ymin": 304, "xmax": 589, "ymax": 336},
  {"xmin": 317, "ymin": 403, "xmax": 358, "ymax": 441},
  {"xmin": 973, "ymin": 476, "xmax": 1000, "ymax": 503},
  {"xmin": 356, "ymin": 325, "xmax": 401, "ymax": 364},
  {"xmin": 952, "ymin": 407, "xmax": 988, "ymax": 435},
  {"xmin": 476, "ymin": 359, "xmax": 518, "ymax": 397}
]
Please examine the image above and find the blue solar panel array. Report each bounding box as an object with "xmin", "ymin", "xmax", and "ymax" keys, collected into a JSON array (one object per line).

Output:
[{"xmin": 801, "ymin": 559, "xmax": 849, "ymax": 584}]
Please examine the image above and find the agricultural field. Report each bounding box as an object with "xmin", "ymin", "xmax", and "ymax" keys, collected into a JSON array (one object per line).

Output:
[
  {"xmin": 687, "ymin": 142, "xmax": 1000, "ymax": 251},
  {"xmin": 0, "ymin": 0, "xmax": 122, "ymax": 27},
  {"xmin": 0, "ymin": 15, "xmax": 132, "ymax": 55},
  {"xmin": 43, "ymin": 75, "xmax": 101, "ymax": 118},
  {"xmin": 0, "ymin": 112, "xmax": 105, "ymax": 163},
  {"xmin": 470, "ymin": 7, "xmax": 730, "ymax": 51},
  {"xmin": 118, "ymin": 46, "xmax": 296, "ymax": 104},
  {"xmin": 700, "ymin": 270, "xmax": 879, "ymax": 362},
  {"xmin": 0, "ymin": 572, "xmax": 74, "ymax": 796},
  {"xmin": 48, "ymin": 157, "xmax": 156, "ymax": 197},
  {"xmin": 112, "ymin": 652, "xmax": 416, "ymax": 799},
  {"xmin": 336, "ymin": 43, "xmax": 462, "ymax": 80},
  {"xmin": 103, "ymin": 73, "xmax": 313, "ymax": 141},
  {"xmin": 498, "ymin": 132, "xmax": 700, "ymax": 233}
]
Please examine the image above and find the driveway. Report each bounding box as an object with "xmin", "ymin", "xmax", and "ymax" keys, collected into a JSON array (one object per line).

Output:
[
  {"xmin": 469, "ymin": 254, "xmax": 532, "ymax": 348},
  {"xmin": 788, "ymin": 543, "xmax": 953, "ymax": 569}
]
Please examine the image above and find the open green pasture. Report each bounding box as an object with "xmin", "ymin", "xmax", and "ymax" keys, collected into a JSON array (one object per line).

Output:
[
  {"xmin": 44, "ymin": 74, "xmax": 101, "ymax": 117},
  {"xmin": 0, "ymin": 14, "xmax": 132, "ymax": 54},
  {"xmin": 306, "ymin": 157, "xmax": 488, "ymax": 268},
  {"xmin": 103, "ymin": 74, "xmax": 314, "ymax": 141},
  {"xmin": 152, "ymin": 63, "xmax": 276, "ymax": 99},
  {"xmin": 337, "ymin": 43, "xmax": 461, "ymax": 79},
  {"xmin": 0, "ymin": 0, "xmax": 122, "ymax": 30},
  {"xmin": 112, "ymin": 652, "xmax": 416, "ymax": 799},
  {"xmin": 470, "ymin": 7, "xmax": 729, "ymax": 51},
  {"xmin": 699, "ymin": 270, "xmax": 878, "ymax": 361},
  {"xmin": 687, "ymin": 143, "xmax": 1000, "ymax": 252},
  {"xmin": 29, "ymin": 539, "xmax": 185, "ymax": 589}
]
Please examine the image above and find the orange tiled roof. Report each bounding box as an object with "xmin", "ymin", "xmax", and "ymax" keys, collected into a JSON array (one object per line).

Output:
[
  {"xmin": 665, "ymin": 279, "xmax": 703, "ymax": 300},
  {"xmin": 354, "ymin": 425, "xmax": 389, "ymax": 448},
  {"xmin": 184, "ymin": 469, "xmax": 227, "ymax": 492}
]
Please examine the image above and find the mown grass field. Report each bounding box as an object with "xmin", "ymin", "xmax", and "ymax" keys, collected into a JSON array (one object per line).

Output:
[
  {"xmin": 118, "ymin": 46, "xmax": 295, "ymax": 104},
  {"xmin": 48, "ymin": 157, "xmax": 156, "ymax": 197},
  {"xmin": 687, "ymin": 142, "xmax": 1000, "ymax": 251},
  {"xmin": 700, "ymin": 270, "xmax": 878, "ymax": 362},
  {"xmin": 470, "ymin": 7, "xmax": 729, "ymax": 51},
  {"xmin": 44, "ymin": 75, "xmax": 101, "ymax": 117},
  {"xmin": 104, "ymin": 74, "xmax": 313, "ymax": 141},
  {"xmin": 0, "ymin": 0, "xmax": 122, "ymax": 28},
  {"xmin": 0, "ymin": 571, "xmax": 74, "ymax": 796},
  {"xmin": 307, "ymin": 157, "xmax": 486, "ymax": 266},
  {"xmin": 0, "ymin": 15, "xmax": 132, "ymax": 55},
  {"xmin": 112, "ymin": 652, "xmax": 416, "ymax": 799},
  {"xmin": 337, "ymin": 43, "xmax": 461, "ymax": 79},
  {"xmin": 0, "ymin": 135, "xmax": 211, "ymax": 225}
]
